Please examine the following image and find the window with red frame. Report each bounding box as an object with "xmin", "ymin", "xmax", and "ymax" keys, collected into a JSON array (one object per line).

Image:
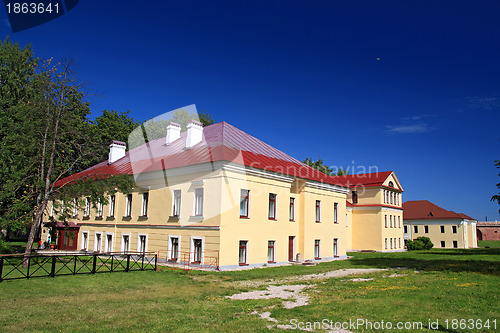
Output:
[
  {"xmin": 289, "ymin": 198, "xmax": 295, "ymax": 221},
  {"xmin": 268, "ymin": 193, "xmax": 277, "ymax": 220},
  {"xmin": 240, "ymin": 190, "xmax": 249, "ymax": 218},
  {"xmin": 334, "ymin": 202, "xmax": 338, "ymax": 223},
  {"xmin": 315, "ymin": 200, "xmax": 321, "ymax": 222}
]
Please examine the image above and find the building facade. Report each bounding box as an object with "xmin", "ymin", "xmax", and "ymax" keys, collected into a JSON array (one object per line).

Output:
[
  {"xmin": 45, "ymin": 121, "xmax": 404, "ymax": 269},
  {"xmin": 403, "ymin": 200, "xmax": 478, "ymax": 249}
]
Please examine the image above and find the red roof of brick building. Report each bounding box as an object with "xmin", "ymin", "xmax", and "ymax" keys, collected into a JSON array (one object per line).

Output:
[{"xmin": 403, "ymin": 200, "xmax": 475, "ymax": 220}]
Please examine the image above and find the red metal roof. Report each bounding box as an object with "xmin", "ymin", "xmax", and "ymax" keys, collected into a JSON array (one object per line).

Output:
[
  {"xmin": 403, "ymin": 200, "xmax": 470, "ymax": 220},
  {"xmin": 56, "ymin": 121, "xmax": 346, "ymax": 188},
  {"xmin": 331, "ymin": 171, "xmax": 396, "ymax": 189}
]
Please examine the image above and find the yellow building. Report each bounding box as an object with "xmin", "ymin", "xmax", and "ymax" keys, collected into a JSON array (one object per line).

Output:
[
  {"xmin": 403, "ymin": 200, "xmax": 478, "ymax": 249},
  {"xmin": 46, "ymin": 121, "xmax": 404, "ymax": 269},
  {"xmin": 335, "ymin": 172, "xmax": 405, "ymax": 252}
]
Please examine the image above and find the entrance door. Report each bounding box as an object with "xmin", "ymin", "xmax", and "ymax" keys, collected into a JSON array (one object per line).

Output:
[
  {"xmin": 57, "ymin": 229, "xmax": 79, "ymax": 251},
  {"xmin": 288, "ymin": 236, "xmax": 295, "ymax": 261}
]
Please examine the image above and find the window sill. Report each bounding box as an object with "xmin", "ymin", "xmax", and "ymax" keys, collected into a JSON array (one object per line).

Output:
[
  {"xmin": 95, "ymin": 216, "xmax": 103, "ymax": 220},
  {"xmin": 268, "ymin": 218, "xmax": 276, "ymax": 221},
  {"xmin": 83, "ymin": 216, "xmax": 90, "ymax": 220},
  {"xmin": 315, "ymin": 221, "xmax": 321, "ymax": 223},
  {"xmin": 240, "ymin": 216, "xmax": 250, "ymax": 219},
  {"xmin": 289, "ymin": 219, "xmax": 295, "ymax": 222},
  {"xmin": 239, "ymin": 263, "xmax": 249, "ymax": 266},
  {"xmin": 138, "ymin": 215, "xmax": 149, "ymax": 221},
  {"xmin": 314, "ymin": 257, "xmax": 321, "ymax": 260},
  {"xmin": 189, "ymin": 216, "xmax": 204, "ymax": 222},
  {"xmin": 267, "ymin": 261, "xmax": 275, "ymax": 264}
]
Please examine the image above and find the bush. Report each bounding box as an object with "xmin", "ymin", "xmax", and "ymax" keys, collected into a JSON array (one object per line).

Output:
[{"xmin": 406, "ymin": 237, "xmax": 434, "ymax": 250}]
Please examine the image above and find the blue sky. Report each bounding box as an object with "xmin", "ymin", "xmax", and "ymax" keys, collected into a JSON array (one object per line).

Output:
[{"xmin": 2, "ymin": 1, "xmax": 499, "ymax": 220}]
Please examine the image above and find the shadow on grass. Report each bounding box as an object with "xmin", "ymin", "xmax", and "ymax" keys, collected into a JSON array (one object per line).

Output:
[{"xmin": 349, "ymin": 249, "xmax": 500, "ymax": 276}]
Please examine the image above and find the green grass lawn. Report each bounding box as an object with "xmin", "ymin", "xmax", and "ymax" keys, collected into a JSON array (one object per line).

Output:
[
  {"xmin": 478, "ymin": 240, "xmax": 500, "ymax": 248},
  {"xmin": 0, "ymin": 249, "xmax": 498, "ymax": 332}
]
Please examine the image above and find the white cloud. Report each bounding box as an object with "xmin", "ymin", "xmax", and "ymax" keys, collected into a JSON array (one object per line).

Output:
[
  {"xmin": 385, "ymin": 123, "xmax": 429, "ymax": 134},
  {"xmin": 465, "ymin": 96, "xmax": 499, "ymax": 110}
]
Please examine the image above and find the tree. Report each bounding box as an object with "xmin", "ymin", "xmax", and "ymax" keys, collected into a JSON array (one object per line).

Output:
[
  {"xmin": 1, "ymin": 54, "xmax": 132, "ymax": 264},
  {"xmin": 492, "ymin": 160, "xmax": 500, "ymax": 213},
  {"xmin": 303, "ymin": 158, "xmax": 349, "ymax": 176}
]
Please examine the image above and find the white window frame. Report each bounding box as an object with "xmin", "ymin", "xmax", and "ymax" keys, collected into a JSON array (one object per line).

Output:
[
  {"xmin": 168, "ymin": 235, "xmax": 181, "ymax": 260},
  {"xmin": 314, "ymin": 239, "xmax": 321, "ymax": 259},
  {"xmin": 190, "ymin": 236, "xmax": 204, "ymax": 264},
  {"xmin": 268, "ymin": 193, "xmax": 277, "ymax": 220},
  {"xmin": 334, "ymin": 202, "xmax": 338, "ymax": 223},
  {"xmin": 121, "ymin": 233, "xmax": 131, "ymax": 253},
  {"xmin": 172, "ymin": 190, "xmax": 181, "ymax": 217},
  {"xmin": 104, "ymin": 232, "xmax": 114, "ymax": 253},
  {"xmin": 385, "ymin": 238, "xmax": 388, "ymax": 249},
  {"xmin": 315, "ymin": 200, "xmax": 321, "ymax": 222},
  {"xmin": 289, "ymin": 197, "xmax": 295, "ymax": 221},
  {"xmin": 239, "ymin": 189, "xmax": 250, "ymax": 218},
  {"xmin": 84, "ymin": 198, "xmax": 91, "ymax": 217},
  {"xmin": 137, "ymin": 233, "xmax": 148, "ymax": 253},
  {"xmin": 125, "ymin": 194, "xmax": 132, "ymax": 217},
  {"xmin": 96, "ymin": 200, "xmax": 103, "ymax": 217},
  {"xmin": 73, "ymin": 198, "xmax": 78, "ymax": 217},
  {"xmin": 109, "ymin": 194, "xmax": 116, "ymax": 217},
  {"xmin": 194, "ymin": 188, "xmax": 203, "ymax": 216},
  {"xmin": 81, "ymin": 231, "xmax": 89, "ymax": 251},
  {"xmin": 94, "ymin": 232, "xmax": 102, "ymax": 252},
  {"xmin": 141, "ymin": 192, "xmax": 149, "ymax": 217}
]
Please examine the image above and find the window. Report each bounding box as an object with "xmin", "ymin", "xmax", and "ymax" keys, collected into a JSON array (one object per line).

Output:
[
  {"xmin": 314, "ymin": 240, "xmax": 321, "ymax": 259},
  {"xmin": 398, "ymin": 216, "xmax": 401, "ymax": 228},
  {"xmin": 315, "ymin": 200, "xmax": 321, "ymax": 222},
  {"xmin": 73, "ymin": 198, "xmax": 78, "ymax": 217},
  {"xmin": 414, "ymin": 225, "xmax": 418, "ymax": 233},
  {"xmin": 333, "ymin": 238, "xmax": 338, "ymax": 257},
  {"xmin": 441, "ymin": 241, "xmax": 446, "ymax": 248},
  {"xmin": 121, "ymin": 234, "xmax": 130, "ymax": 253},
  {"xmin": 194, "ymin": 188, "xmax": 203, "ymax": 216},
  {"xmin": 169, "ymin": 236, "xmax": 179, "ymax": 260},
  {"xmin": 385, "ymin": 238, "xmax": 388, "ymax": 249},
  {"xmin": 105, "ymin": 233, "xmax": 113, "ymax": 253},
  {"xmin": 137, "ymin": 234, "xmax": 147, "ymax": 253},
  {"xmin": 94, "ymin": 233, "xmax": 102, "ymax": 252},
  {"xmin": 352, "ymin": 191, "xmax": 358, "ymax": 204},
  {"xmin": 267, "ymin": 241, "xmax": 275, "ymax": 263},
  {"xmin": 268, "ymin": 193, "xmax": 277, "ymax": 220},
  {"xmin": 125, "ymin": 194, "xmax": 132, "ymax": 217},
  {"xmin": 81, "ymin": 231, "xmax": 89, "ymax": 251},
  {"xmin": 440, "ymin": 225, "xmax": 445, "ymax": 233},
  {"xmin": 109, "ymin": 195, "xmax": 115, "ymax": 217},
  {"xmin": 385, "ymin": 215, "xmax": 388, "ymax": 228},
  {"xmin": 289, "ymin": 198, "xmax": 295, "ymax": 221},
  {"xmin": 383, "ymin": 190, "xmax": 386, "ymax": 203},
  {"xmin": 84, "ymin": 198, "xmax": 90, "ymax": 217},
  {"xmin": 240, "ymin": 189, "xmax": 249, "ymax": 218},
  {"xmin": 334, "ymin": 203, "xmax": 338, "ymax": 223},
  {"xmin": 50, "ymin": 200, "xmax": 55, "ymax": 217},
  {"xmin": 192, "ymin": 238, "xmax": 203, "ymax": 264},
  {"xmin": 390, "ymin": 215, "xmax": 393, "ymax": 228},
  {"xmin": 424, "ymin": 225, "xmax": 429, "ymax": 233},
  {"xmin": 238, "ymin": 240, "xmax": 248, "ymax": 265},
  {"xmin": 399, "ymin": 238, "xmax": 401, "ymax": 248},
  {"xmin": 141, "ymin": 192, "xmax": 149, "ymax": 217},
  {"xmin": 452, "ymin": 226, "xmax": 457, "ymax": 234},
  {"xmin": 390, "ymin": 238, "xmax": 393, "ymax": 249},
  {"xmin": 453, "ymin": 240, "xmax": 458, "ymax": 248},
  {"xmin": 404, "ymin": 225, "xmax": 408, "ymax": 234},
  {"xmin": 173, "ymin": 190, "xmax": 181, "ymax": 217},
  {"xmin": 96, "ymin": 200, "xmax": 103, "ymax": 217}
]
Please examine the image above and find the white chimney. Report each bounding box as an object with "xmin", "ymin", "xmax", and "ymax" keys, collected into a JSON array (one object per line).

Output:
[
  {"xmin": 186, "ymin": 120, "xmax": 203, "ymax": 149},
  {"xmin": 108, "ymin": 140, "xmax": 126, "ymax": 164},
  {"xmin": 166, "ymin": 122, "xmax": 181, "ymax": 145}
]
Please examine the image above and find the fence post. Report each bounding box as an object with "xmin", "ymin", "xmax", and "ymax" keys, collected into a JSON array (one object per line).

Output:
[
  {"xmin": 26, "ymin": 256, "xmax": 31, "ymax": 279},
  {"xmin": 110, "ymin": 255, "xmax": 114, "ymax": 272},
  {"xmin": 0, "ymin": 258, "xmax": 4, "ymax": 282},
  {"xmin": 50, "ymin": 256, "xmax": 56, "ymax": 277},
  {"xmin": 141, "ymin": 254, "xmax": 145, "ymax": 271},
  {"xmin": 125, "ymin": 254, "xmax": 130, "ymax": 272},
  {"xmin": 73, "ymin": 255, "xmax": 77, "ymax": 275},
  {"xmin": 92, "ymin": 254, "xmax": 97, "ymax": 274},
  {"xmin": 154, "ymin": 254, "xmax": 158, "ymax": 271}
]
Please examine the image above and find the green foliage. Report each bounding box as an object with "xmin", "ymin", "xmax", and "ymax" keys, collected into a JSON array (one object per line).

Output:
[
  {"xmin": 491, "ymin": 159, "xmax": 500, "ymax": 213},
  {"xmin": 336, "ymin": 168, "xmax": 349, "ymax": 175},
  {"xmin": 303, "ymin": 157, "xmax": 334, "ymax": 175},
  {"xmin": 406, "ymin": 236, "xmax": 434, "ymax": 250}
]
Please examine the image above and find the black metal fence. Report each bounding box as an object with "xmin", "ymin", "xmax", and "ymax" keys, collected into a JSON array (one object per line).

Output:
[{"xmin": 0, "ymin": 252, "xmax": 157, "ymax": 282}]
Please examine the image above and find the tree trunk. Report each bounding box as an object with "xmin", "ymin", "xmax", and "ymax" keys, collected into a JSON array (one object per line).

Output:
[{"xmin": 22, "ymin": 206, "xmax": 44, "ymax": 267}]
